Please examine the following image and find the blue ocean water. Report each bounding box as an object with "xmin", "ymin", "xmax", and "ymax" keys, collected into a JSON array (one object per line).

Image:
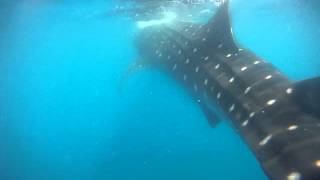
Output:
[{"xmin": 0, "ymin": 0, "xmax": 319, "ymax": 180}]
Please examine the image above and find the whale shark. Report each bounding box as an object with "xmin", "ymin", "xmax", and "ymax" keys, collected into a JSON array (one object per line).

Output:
[{"xmin": 132, "ymin": 0, "xmax": 320, "ymax": 179}]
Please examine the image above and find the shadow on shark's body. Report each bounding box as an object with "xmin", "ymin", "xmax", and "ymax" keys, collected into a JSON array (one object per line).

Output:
[{"xmin": 132, "ymin": 0, "xmax": 320, "ymax": 179}]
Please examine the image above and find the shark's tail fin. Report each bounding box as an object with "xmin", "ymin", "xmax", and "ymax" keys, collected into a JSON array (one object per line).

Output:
[{"xmin": 201, "ymin": 0, "xmax": 238, "ymax": 53}]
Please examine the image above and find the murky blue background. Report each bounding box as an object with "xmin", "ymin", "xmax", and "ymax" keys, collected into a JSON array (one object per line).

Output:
[{"xmin": 0, "ymin": 0, "xmax": 319, "ymax": 179}]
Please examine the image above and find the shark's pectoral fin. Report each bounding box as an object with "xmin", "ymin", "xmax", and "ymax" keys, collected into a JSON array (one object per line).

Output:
[
  {"xmin": 292, "ymin": 77, "xmax": 320, "ymax": 118},
  {"xmin": 118, "ymin": 59, "xmax": 149, "ymax": 93},
  {"xmin": 198, "ymin": 102, "xmax": 221, "ymax": 127}
]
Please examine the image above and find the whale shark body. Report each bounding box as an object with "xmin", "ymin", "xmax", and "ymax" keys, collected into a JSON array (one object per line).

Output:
[{"xmin": 133, "ymin": 1, "xmax": 320, "ymax": 179}]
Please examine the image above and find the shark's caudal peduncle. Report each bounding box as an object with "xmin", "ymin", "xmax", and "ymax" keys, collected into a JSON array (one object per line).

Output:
[{"xmin": 134, "ymin": 0, "xmax": 320, "ymax": 179}]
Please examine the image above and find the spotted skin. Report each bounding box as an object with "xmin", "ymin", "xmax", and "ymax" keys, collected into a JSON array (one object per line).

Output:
[{"xmin": 135, "ymin": 1, "xmax": 320, "ymax": 180}]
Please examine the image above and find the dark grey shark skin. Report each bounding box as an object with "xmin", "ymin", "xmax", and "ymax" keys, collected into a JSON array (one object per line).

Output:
[{"xmin": 134, "ymin": 1, "xmax": 320, "ymax": 180}]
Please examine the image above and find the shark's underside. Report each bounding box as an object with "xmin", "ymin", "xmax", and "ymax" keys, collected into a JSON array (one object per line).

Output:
[{"xmin": 133, "ymin": 1, "xmax": 320, "ymax": 179}]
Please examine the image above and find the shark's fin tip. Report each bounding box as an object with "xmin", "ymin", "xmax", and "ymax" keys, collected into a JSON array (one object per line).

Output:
[
  {"xmin": 293, "ymin": 77, "xmax": 320, "ymax": 118},
  {"xmin": 199, "ymin": 102, "xmax": 221, "ymax": 128}
]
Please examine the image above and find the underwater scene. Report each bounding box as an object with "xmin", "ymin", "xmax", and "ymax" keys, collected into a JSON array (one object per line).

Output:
[{"xmin": 1, "ymin": 0, "xmax": 320, "ymax": 180}]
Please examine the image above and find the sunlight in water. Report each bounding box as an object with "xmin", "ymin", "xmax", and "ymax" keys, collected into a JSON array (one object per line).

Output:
[{"xmin": 136, "ymin": 11, "xmax": 177, "ymax": 29}]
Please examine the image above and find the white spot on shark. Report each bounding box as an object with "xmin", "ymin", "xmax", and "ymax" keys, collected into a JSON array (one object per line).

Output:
[
  {"xmin": 204, "ymin": 79, "xmax": 208, "ymax": 86},
  {"xmin": 195, "ymin": 66, "xmax": 199, "ymax": 73},
  {"xmin": 193, "ymin": 48, "xmax": 198, "ymax": 53},
  {"xmin": 259, "ymin": 134, "xmax": 272, "ymax": 146},
  {"xmin": 172, "ymin": 64, "xmax": 177, "ymax": 71},
  {"xmin": 215, "ymin": 64, "xmax": 220, "ymax": 69},
  {"xmin": 267, "ymin": 99, "xmax": 277, "ymax": 106},
  {"xmin": 218, "ymin": 44, "xmax": 223, "ymax": 48},
  {"xmin": 241, "ymin": 66, "xmax": 247, "ymax": 71},
  {"xmin": 229, "ymin": 104, "xmax": 235, "ymax": 112},
  {"xmin": 242, "ymin": 120, "xmax": 249, "ymax": 127},
  {"xmin": 183, "ymin": 74, "xmax": 187, "ymax": 81},
  {"xmin": 287, "ymin": 172, "xmax": 301, "ymax": 180},
  {"xmin": 204, "ymin": 56, "xmax": 209, "ymax": 61},
  {"xmin": 226, "ymin": 54, "xmax": 232, "ymax": 58},
  {"xmin": 244, "ymin": 87, "xmax": 251, "ymax": 94},
  {"xmin": 194, "ymin": 84, "xmax": 198, "ymax": 92},
  {"xmin": 254, "ymin": 61, "xmax": 260, "ymax": 65},
  {"xmin": 217, "ymin": 92, "xmax": 221, "ymax": 99},
  {"xmin": 249, "ymin": 112, "xmax": 255, "ymax": 118},
  {"xmin": 178, "ymin": 50, "xmax": 182, "ymax": 55},
  {"xmin": 287, "ymin": 125, "xmax": 298, "ymax": 131},
  {"xmin": 265, "ymin": 75, "xmax": 272, "ymax": 80},
  {"xmin": 229, "ymin": 77, "xmax": 234, "ymax": 83},
  {"xmin": 286, "ymin": 88, "xmax": 293, "ymax": 94},
  {"xmin": 185, "ymin": 58, "xmax": 190, "ymax": 64}
]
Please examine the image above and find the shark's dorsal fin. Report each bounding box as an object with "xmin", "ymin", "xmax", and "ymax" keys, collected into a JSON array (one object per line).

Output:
[
  {"xmin": 292, "ymin": 77, "xmax": 320, "ymax": 118},
  {"xmin": 201, "ymin": 0, "xmax": 238, "ymax": 53}
]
